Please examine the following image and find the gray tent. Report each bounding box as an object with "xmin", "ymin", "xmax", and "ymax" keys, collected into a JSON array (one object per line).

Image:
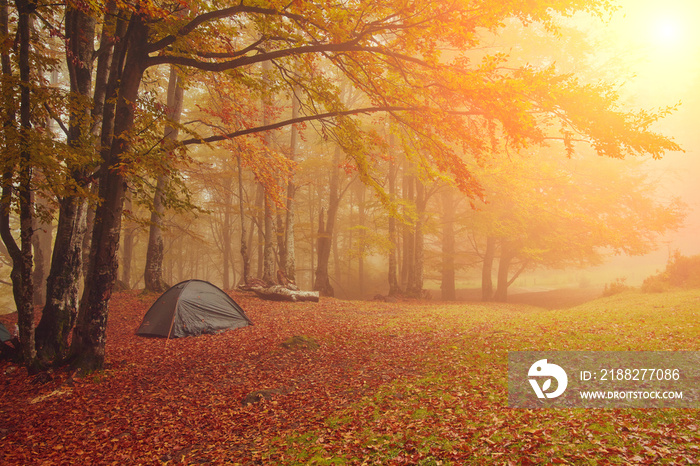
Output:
[
  {"xmin": 0, "ymin": 322, "xmax": 11, "ymax": 342},
  {"xmin": 136, "ymin": 280, "xmax": 252, "ymax": 338}
]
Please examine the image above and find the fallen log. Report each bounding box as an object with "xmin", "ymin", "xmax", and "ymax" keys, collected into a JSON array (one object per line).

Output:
[{"xmin": 250, "ymin": 285, "xmax": 320, "ymax": 302}]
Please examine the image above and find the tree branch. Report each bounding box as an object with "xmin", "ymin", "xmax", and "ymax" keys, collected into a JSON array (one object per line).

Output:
[
  {"xmin": 179, "ymin": 106, "xmax": 414, "ymax": 146},
  {"xmin": 179, "ymin": 104, "xmax": 482, "ymax": 146},
  {"xmin": 507, "ymin": 259, "xmax": 530, "ymax": 287},
  {"xmin": 147, "ymin": 6, "xmax": 306, "ymax": 53},
  {"xmin": 43, "ymin": 103, "xmax": 69, "ymax": 137},
  {"xmin": 147, "ymin": 42, "xmax": 431, "ymax": 71}
]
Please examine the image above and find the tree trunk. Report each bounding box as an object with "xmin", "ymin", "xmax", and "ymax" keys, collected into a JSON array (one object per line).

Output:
[
  {"xmin": 222, "ymin": 176, "xmax": 233, "ymax": 290},
  {"xmin": 262, "ymin": 192, "xmax": 275, "ymax": 284},
  {"xmin": 309, "ymin": 187, "xmax": 315, "ymax": 288},
  {"xmin": 237, "ymin": 155, "xmax": 251, "ymax": 285},
  {"xmin": 81, "ymin": 3, "xmax": 125, "ymax": 284},
  {"xmin": 71, "ymin": 14, "xmax": 148, "ymax": 372},
  {"xmin": 333, "ymin": 198, "xmax": 342, "ymax": 289},
  {"xmin": 35, "ymin": 196, "xmax": 87, "ymax": 362},
  {"xmin": 82, "ymin": 186, "xmax": 97, "ymax": 279},
  {"xmin": 313, "ymin": 146, "xmax": 342, "ymax": 297},
  {"xmin": 8, "ymin": 0, "xmax": 36, "ymax": 368},
  {"xmin": 35, "ymin": 2, "xmax": 98, "ymax": 364},
  {"xmin": 260, "ymin": 59, "xmax": 276, "ymax": 285},
  {"xmin": 440, "ymin": 187, "xmax": 456, "ymax": 301},
  {"xmin": 144, "ymin": 65, "xmax": 183, "ymax": 293},
  {"xmin": 32, "ymin": 66, "xmax": 58, "ymax": 306},
  {"xmin": 276, "ymin": 209, "xmax": 286, "ymax": 277},
  {"xmin": 401, "ymin": 164, "xmax": 414, "ymax": 290},
  {"xmin": 91, "ymin": 0, "xmax": 117, "ymax": 135},
  {"xmin": 481, "ymin": 236, "xmax": 496, "ymax": 301},
  {"xmin": 120, "ymin": 192, "xmax": 135, "ymax": 288},
  {"xmin": 494, "ymin": 241, "xmax": 518, "ymax": 302},
  {"xmin": 314, "ymin": 208, "xmax": 334, "ymax": 297},
  {"xmin": 407, "ymin": 178, "xmax": 425, "ymax": 297},
  {"xmin": 251, "ymin": 285, "xmax": 319, "ymax": 302},
  {"xmin": 357, "ymin": 181, "xmax": 366, "ymax": 299},
  {"xmin": 255, "ymin": 182, "xmax": 264, "ymax": 278},
  {"xmin": 31, "ymin": 197, "xmax": 52, "ymax": 305},
  {"xmin": 284, "ymin": 87, "xmax": 299, "ymax": 282},
  {"xmin": 387, "ymin": 148, "xmax": 400, "ymax": 296}
]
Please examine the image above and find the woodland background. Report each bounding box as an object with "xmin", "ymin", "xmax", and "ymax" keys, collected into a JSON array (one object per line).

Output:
[{"xmin": 0, "ymin": 0, "xmax": 695, "ymax": 374}]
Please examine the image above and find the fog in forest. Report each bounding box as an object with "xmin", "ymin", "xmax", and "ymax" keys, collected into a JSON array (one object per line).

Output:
[{"xmin": 1, "ymin": 0, "xmax": 699, "ymax": 314}]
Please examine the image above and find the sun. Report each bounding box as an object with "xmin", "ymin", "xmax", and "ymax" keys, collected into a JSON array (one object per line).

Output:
[
  {"xmin": 609, "ymin": 0, "xmax": 697, "ymax": 55},
  {"xmin": 599, "ymin": 0, "xmax": 700, "ymax": 103},
  {"xmin": 652, "ymin": 16, "xmax": 684, "ymax": 47}
]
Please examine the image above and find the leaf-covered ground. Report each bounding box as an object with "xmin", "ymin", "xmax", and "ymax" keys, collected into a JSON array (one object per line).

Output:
[{"xmin": 1, "ymin": 289, "xmax": 699, "ymax": 465}]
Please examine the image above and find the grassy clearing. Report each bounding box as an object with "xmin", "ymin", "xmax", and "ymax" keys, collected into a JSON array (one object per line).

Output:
[{"xmin": 266, "ymin": 290, "xmax": 700, "ymax": 465}]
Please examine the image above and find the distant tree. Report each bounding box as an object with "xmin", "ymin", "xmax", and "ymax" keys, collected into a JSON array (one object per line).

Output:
[
  {"xmin": 144, "ymin": 65, "xmax": 184, "ymax": 293},
  {"xmin": 469, "ymin": 150, "xmax": 685, "ymax": 302},
  {"xmin": 440, "ymin": 187, "xmax": 457, "ymax": 301},
  {"xmin": 314, "ymin": 146, "xmax": 343, "ymax": 297}
]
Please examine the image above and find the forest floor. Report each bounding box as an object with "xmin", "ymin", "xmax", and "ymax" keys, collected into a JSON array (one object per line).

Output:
[{"xmin": 1, "ymin": 289, "xmax": 699, "ymax": 465}]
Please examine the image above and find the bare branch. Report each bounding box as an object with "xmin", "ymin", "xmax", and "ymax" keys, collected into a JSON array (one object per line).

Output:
[
  {"xmin": 147, "ymin": 6, "xmax": 306, "ymax": 53},
  {"xmin": 43, "ymin": 103, "xmax": 69, "ymax": 137},
  {"xmin": 179, "ymin": 106, "xmax": 412, "ymax": 146},
  {"xmin": 178, "ymin": 104, "xmax": 483, "ymax": 147},
  {"xmin": 148, "ymin": 42, "xmax": 431, "ymax": 71}
]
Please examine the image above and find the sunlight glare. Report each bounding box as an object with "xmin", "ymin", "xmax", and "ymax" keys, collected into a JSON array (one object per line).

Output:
[
  {"xmin": 651, "ymin": 16, "xmax": 684, "ymax": 47},
  {"xmin": 603, "ymin": 0, "xmax": 700, "ymax": 103}
]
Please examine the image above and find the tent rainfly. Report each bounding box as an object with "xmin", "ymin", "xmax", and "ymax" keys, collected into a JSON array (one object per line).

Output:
[
  {"xmin": 136, "ymin": 280, "xmax": 252, "ymax": 338},
  {"xmin": 0, "ymin": 322, "xmax": 11, "ymax": 342}
]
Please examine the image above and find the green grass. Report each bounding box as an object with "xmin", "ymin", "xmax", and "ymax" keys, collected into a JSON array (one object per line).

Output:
[{"xmin": 265, "ymin": 289, "xmax": 700, "ymax": 465}]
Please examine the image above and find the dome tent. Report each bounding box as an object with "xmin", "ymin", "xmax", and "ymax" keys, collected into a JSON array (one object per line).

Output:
[
  {"xmin": 0, "ymin": 321, "xmax": 11, "ymax": 342},
  {"xmin": 137, "ymin": 280, "xmax": 252, "ymax": 338}
]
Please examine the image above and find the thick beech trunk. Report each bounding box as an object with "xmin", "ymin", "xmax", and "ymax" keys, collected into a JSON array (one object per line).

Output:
[
  {"xmin": 36, "ymin": 4, "xmax": 98, "ymax": 363},
  {"xmin": 34, "ymin": 196, "xmax": 87, "ymax": 361},
  {"xmin": 71, "ymin": 15, "xmax": 148, "ymax": 372},
  {"xmin": 0, "ymin": 0, "xmax": 38, "ymax": 368}
]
